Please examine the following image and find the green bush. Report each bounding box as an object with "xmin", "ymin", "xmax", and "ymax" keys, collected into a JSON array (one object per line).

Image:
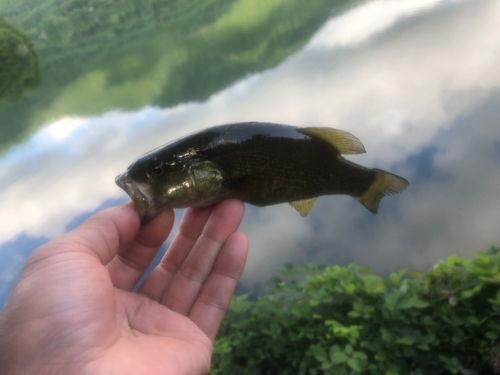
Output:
[
  {"xmin": 212, "ymin": 247, "xmax": 500, "ymax": 374},
  {"xmin": 0, "ymin": 17, "xmax": 40, "ymax": 102}
]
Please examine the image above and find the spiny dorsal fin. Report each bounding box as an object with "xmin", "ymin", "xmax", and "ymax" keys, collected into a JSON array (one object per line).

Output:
[
  {"xmin": 354, "ymin": 169, "xmax": 409, "ymax": 213},
  {"xmin": 288, "ymin": 198, "xmax": 317, "ymax": 217},
  {"xmin": 298, "ymin": 127, "xmax": 366, "ymax": 155}
]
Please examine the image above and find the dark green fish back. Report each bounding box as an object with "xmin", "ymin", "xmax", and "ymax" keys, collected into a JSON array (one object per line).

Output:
[{"xmin": 197, "ymin": 123, "xmax": 377, "ymax": 206}]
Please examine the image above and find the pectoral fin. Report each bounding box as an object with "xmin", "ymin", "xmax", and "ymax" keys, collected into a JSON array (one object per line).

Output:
[
  {"xmin": 288, "ymin": 198, "xmax": 317, "ymax": 217},
  {"xmin": 298, "ymin": 127, "xmax": 366, "ymax": 155}
]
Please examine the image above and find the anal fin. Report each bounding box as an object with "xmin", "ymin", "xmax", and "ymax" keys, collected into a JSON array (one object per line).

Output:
[{"xmin": 288, "ymin": 198, "xmax": 317, "ymax": 217}]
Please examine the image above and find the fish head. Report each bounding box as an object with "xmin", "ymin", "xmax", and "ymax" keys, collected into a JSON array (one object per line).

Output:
[
  {"xmin": 115, "ymin": 151, "xmax": 190, "ymax": 223},
  {"xmin": 116, "ymin": 152, "xmax": 223, "ymax": 224}
]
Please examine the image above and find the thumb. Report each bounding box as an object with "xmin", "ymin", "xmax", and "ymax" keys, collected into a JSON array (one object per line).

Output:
[{"xmin": 44, "ymin": 203, "xmax": 141, "ymax": 266}]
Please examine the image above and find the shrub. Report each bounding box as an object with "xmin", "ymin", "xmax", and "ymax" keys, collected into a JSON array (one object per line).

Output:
[
  {"xmin": 212, "ymin": 247, "xmax": 500, "ymax": 374},
  {"xmin": 0, "ymin": 17, "xmax": 40, "ymax": 101}
]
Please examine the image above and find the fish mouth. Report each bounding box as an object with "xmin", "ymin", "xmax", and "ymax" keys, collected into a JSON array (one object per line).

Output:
[{"xmin": 115, "ymin": 173, "xmax": 162, "ymax": 224}]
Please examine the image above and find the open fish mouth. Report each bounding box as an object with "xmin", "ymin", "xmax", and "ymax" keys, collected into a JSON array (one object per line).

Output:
[{"xmin": 115, "ymin": 173, "xmax": 160, "ymax": 224}]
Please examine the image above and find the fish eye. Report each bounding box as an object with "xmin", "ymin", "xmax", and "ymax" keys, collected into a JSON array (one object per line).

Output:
[{"xmin": 150, "ymin": 164, "xmax": 165, "ymax": 177}]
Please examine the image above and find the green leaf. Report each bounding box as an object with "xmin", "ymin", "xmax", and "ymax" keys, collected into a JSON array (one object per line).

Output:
[
  {"xmin": 348, "ymin": 311, "xmax": 361, "ymax": 318},
  {"xmin": 451, "ymin": 335, "xmax": 463, "ymax": 345},
  {"xmin": 364, "ymin": 305, "xmax": 375, "ymax": 313},
  {"xmin": 320, "ymin": 361, "xmax": 332, "ymax": 371},
  {"xmin": 479, "ymin": 274, "xmax": 500, "ymax": 283},
  {"xmin": 384, "ymin": 291, "xmax": 399, "ymax": 310},
  {"xmin": 395, "ymin": 337, "xmax": 414, "ymax": 345},
  {"xmin": 311, "ymin": 345, "xmax": 328, "ymax": 363},
  {"xmin": 325, "ymin": 319, "xmax": 340, "ymax": 327},
  {"xmin": 486, "ymin": 331, "xmax": 499, "ymax": 340},
  {"xmin": 329, "ymin": 345, "xmax": 347, "ymax": 364},
  {"xmin": 352, "ymin": 351, "xmax": 367, "ymax": 360},
  {"xmin": 352, "ymin": 301, "xmax": 363, "ymax": 311},
  {"xmin": 402, "ymin": 346, "xmax": 415, "ymax": 357},
  {"xmin": 380, "ymin": 328, "xmax": 392, "ymax": 342},
  {"xmin": 389, "ymin": 269, "xmax": 406, "ymax": 284},
  {"xmin": 439, "ymin": 354, "xmax": 449, "ymax": 363},
  {"xmin": 447, "ymin": 255, "xmax": 460, "ymax": 266},
  {"xmin": 270, "ymin": 322, "xmax": 280, "ymax": 336},
  {"xmin": 398, "ymin": 295, "xmax": 430, "ymax": 309},
  {"xmin": 344, "ymin": 344, "xmax": 353, "ymax": 355},
  {"xmin": 420, "ymin": 315, "xmax": 436, "ymax": 326},
  {"xmin": 421, "ymin": 333, "xmax": 437, "ymax": 345},
  {"xmin": 346, "ymin": 357, "xmax": 362, "ymax": 372},
  {"xmin": 439, "ymin": 355, "xmax": 462, "ymax": 373},
  {"xmin": 468, "ymin": 315, "xmax": 482, "ymax": 325},
  {"xmin": 461, "ymin": 284, "xmax": 483, "ymax": 299},
  {"xmin": 412, "ymin": 299, "xmax": 430, "ymax": 308},
  {"xmin": 345, "ymin": 283, "xmax": 356, "ymax": 294},
  {"xmin": 362, "ymin": 275, "xmax": 386, "ymax": 294}
]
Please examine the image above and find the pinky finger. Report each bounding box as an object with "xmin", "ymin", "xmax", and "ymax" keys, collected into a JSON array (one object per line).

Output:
[{"xmin": 188, "ymin": 232, "xmax": 248, "ymax": 342}]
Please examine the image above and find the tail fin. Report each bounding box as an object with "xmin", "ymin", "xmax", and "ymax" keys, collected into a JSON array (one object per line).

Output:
[{"xmin": 354, "ymin": 169, "xmax": 409, "ymax": 213}]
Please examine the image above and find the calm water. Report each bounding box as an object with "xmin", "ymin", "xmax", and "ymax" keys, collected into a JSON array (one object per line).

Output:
[{"xmin": 1, "ymin": 0, "xmax": 499, "ymax": 308}]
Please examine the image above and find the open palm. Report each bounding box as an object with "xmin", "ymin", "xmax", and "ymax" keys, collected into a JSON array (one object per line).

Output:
[{"xmin": 0, "ymin": 200, "xmax": 248, "ymax": 375}]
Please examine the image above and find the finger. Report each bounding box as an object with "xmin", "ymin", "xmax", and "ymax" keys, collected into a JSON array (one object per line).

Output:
[
  {"xmin": 106, "ymin": 207, "xmax": 174, "ymax": 291},
  {"xmin": 49, "ymin": 203, "xmax": 140, "ymax": 265},
  {"xmin": 160, "ymin": 199, "xmax": 245, "ymax": 315},
  {"xmin": 137, "ymin": 204, "xmax": 214, "ymax": 301},
  {"xmin": 189, "ymin": 232, "xmax": 248, "ymax": 341}
]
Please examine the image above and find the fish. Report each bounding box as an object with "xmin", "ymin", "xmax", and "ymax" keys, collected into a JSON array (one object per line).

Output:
[{"xmin": 115, "ymin": 122, "xmax": 409, "ymax": 223}]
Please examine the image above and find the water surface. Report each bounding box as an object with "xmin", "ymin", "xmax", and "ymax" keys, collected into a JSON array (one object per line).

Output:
[{"xmin": 1, "ymin": 0, "xmax": 499, "ymax": 307}]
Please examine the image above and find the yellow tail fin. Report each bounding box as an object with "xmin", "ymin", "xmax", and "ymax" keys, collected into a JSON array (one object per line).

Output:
[{"xmin": 354, "ymin": 169, "xmax": 409, "ymax": 213}]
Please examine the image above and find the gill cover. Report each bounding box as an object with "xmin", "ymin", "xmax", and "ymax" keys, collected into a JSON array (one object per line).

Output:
[{"xmin": 159, "ymin": 160, "xmax": 223, "ymax": 207}]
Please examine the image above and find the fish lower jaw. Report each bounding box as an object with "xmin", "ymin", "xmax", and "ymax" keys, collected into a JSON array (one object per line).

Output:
[
  {"xmin": 139, "ymin": 204, "xmax": 165, "ymax": 224},
  {"xmin": 115, "ymin": 174, "xmax": 156, "ymax": 219}
]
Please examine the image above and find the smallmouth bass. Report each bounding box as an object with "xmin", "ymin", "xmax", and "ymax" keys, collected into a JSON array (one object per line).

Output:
[{"xmin": 115, "ymin": 122, "xmax": 409, "ymax": 223}]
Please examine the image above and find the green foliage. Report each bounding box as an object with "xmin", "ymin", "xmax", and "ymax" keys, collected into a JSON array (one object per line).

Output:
[
  {"xmin": 2, "ymin": 0, "xmax": 240, "ymax": 54},
  {"xmin": 0, "ymin": 0, "xmax": 355, "ymax": 154},
  {"xmin": 212, "ymin": 248, "xmax": 500, "ymax": 374},
  {"xmin": 0, "ymin": 17, "xmax": 40, "ymax": 102}
]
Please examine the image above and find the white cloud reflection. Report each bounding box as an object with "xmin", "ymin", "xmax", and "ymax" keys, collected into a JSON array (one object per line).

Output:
[
  {"xmin": 307, "ymin": 0, "xmax": 454, "ymax": 49},
  {"xmin": 1, "ymin": 0, "xmax": 500, "ymax": 287}
]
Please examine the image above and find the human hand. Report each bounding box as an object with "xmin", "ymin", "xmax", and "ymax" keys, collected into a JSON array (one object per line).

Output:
[{"xmin": 0, "ymin": 199, "xmax": 248, "ymax": 375}]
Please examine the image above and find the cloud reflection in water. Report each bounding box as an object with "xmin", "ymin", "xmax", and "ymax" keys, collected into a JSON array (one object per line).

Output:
[{"xmin": 1, "ymin": 0, "xmax": 499, "ymax": 304}]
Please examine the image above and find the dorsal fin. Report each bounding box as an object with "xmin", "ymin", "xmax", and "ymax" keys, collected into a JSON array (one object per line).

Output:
[
  {"xmin": 288, "ymin": 198, "xmax": 317, "ymax": 217},
  {"xmin": 298, "ymin": 127, "xmax": 366, "ymax": 155}
]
